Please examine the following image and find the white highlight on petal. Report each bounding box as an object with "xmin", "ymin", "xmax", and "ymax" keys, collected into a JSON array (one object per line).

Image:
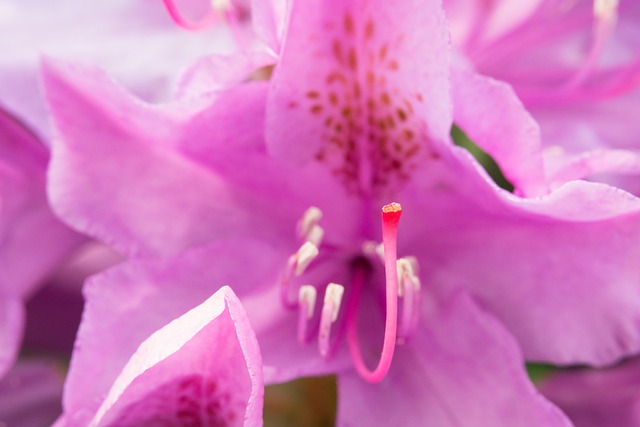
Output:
[
  {"xmin": 212, "ymin": 0, "xmax": 232, "ymax": 13},
  {"xmin": 294, "ymin": 241, "xmax": 319, "ymax": 276}
]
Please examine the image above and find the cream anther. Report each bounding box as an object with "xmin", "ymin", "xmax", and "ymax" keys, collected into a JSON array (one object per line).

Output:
[
  {"xmin": 297, "ymin": 206, "xmax": 323, "ymax": 239},
  {"xmin": 375, "ymin": 243, "xmax": 385, "ymax": 263},
  {"xmin": 294, "ymin": 242, "xmax": 319, "ymax": 276},
  {"xmin": 298, "ymin": 285, "xmax": 317, "ymax": 344},
  {"xmin": 306, "ymin": 224, "xmax": 325, "ymax": 247},
  {"xmin": 324, "ymin": 283, "xmax": 345, "ymax": 322},
  {"xmin": 212, "ymin": 0, "xmax": 232, "ymax": 13},
  {"xmin": 397, "ymin": 256, "xmax": 420, "ymax": 297},
  {"xmin": 319, "ymin": 283, "xmax": 345, "ymax": 357},
  {"xmin": 298, "ymin": 285, "xmax": 317, "ymax": 319},
  {"xmin": 594, "ymin": 0, "xmax": 619, "ymax": 20}
]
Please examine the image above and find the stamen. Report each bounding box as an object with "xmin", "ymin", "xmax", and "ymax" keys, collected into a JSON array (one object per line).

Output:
[
  {"xmin": 279, "ymin": 255, "xmax": 298, "ymax": 309},
  {"xmin": 347, "ymin": 202, "xmax": 402, "ymax": 383},
  {"xmin": 298, "ymin": 285, "xmax": 317, "ymax": 344},
  {"xmin": 319, "ymin": 283, "xmax": 344, "ymax": 357},
  {"xmin": 399, "ymin": 274, "xmax": 421, "ymax": 340},
  {"xmin": 297, "ymin": 207, "xmax": 323, "ymax": 240},
  {"xmin": 594, "ymin": 0, "xmax": 618, "ymax": 20},
  {"xmin": 161, "ymin": 0, "xmax": 219, "ymax": 31},
  {"xmin": 294, "ymin": 242, "xmax": 319, "ymax": 276},
  {"xmin": 565, "ymin": 0, "xmax": 619, "ymax": 89},
  {"xmin": 280, "ymin": 242, "xmax": 319, "ymax": 309},
  {"xmin": 306, "ymin": 224, "xmax": 325, "ymax": 247}
]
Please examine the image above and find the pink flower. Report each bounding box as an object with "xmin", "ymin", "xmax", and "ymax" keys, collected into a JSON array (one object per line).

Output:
[
  {"xmin": 41, "ymin": 0, "xmax": 640, "ymax": 424},
  {"xmin": 445, "ymin": 0, "xmax": 640, "ymax": 192},
  {"xmin": 0, "ymin": 108, "xmax": 83, "ymax": 379}
]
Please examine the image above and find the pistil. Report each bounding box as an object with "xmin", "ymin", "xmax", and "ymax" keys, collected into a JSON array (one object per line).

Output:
[{"xmin": 347, "ymin": 202, "xmax": 402, "ymax": 383}]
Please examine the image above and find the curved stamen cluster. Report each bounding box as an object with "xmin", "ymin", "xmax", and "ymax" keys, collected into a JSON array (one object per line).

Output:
[
  {"xmin": 161, "ymin": 0, "xmax": 220, "ymax": 31},
  {"xmin": 279, "ymin": 203, "xmax": 423, "ymax": 383},
  {"xmin": 161, "ymin": 0, "xmax": 249, "ymax": 49},
  {"xmin": 564, "ymin": 0, "xmax": 620, "ymax": 89}
]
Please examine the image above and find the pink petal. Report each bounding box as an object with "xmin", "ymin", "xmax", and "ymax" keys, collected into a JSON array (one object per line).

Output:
[
  {"xmin": 451, "ymin": 67, "xmax": 547, "ymax": 197},
  {"xmin": 539, "ymin": 358, "xmax": 640, "ymax": 427},
  {"xmin": 61, "ymin": 239, "xmax": 281, "ymax": 424},
  {"xmin": 403, "ymin": 149, "xmax": 640, "ymax": 366},
  {"xmin": 43, "ymin": 59, "xmax": 286, "ymax": 257},
  {"xmin": 266, "ymin": 0, "xmax": 452, "ymax": 165},
  {"xmin": 0, "ymin": 0, "xmax": 239, "ymax": 139},
  {"xmin": 0, "ymin": 293, "xmax": 23, "ymax": 379},
  {"xmin": 0, "ymin": 108, "xmax": 83, "ymax": 298},
  {"xmin": 82, "ymin": 286, "xmax": 262, "ymax": 427},
  {"xmin": 43, "ymin": 59, "xmax": 363, "ymax": 254},
  {"xmin": 338, "ymin": 289, "xmax": 571, "ymax": 426},
  {"xmin": 0, "ymin": 360, "xmax": 64, "ymax": 427}
]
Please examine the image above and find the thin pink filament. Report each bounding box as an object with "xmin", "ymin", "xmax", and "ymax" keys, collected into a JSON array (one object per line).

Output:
[{"xmin": 162, "ymin": 0, "xmax": 219, "ymax": 31}]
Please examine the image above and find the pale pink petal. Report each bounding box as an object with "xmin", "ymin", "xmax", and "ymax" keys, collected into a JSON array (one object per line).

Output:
[
  {"xmin": 451, "ymin": 67, "xmax": 547, "ymax": 196},
  {"xmin": 0, "ymin": 108, "xmax": 83, "ymax": 297},
  {"xmin": 0, "ymin": 360, "xmax": 64, "ymax": 427},
  {"xmin": 175, "ymin": 50, "xmax": 275, "ymax": 99},
  {"xmin": 338, "ymin": 289, "xmax": 571, "ymax": 427},
  {"xmin": 0, "ymin": 293, "xmax": 23, "ymax": 379},
  {"xmin": 266, "ymin": 0, "xmax": 452, "ymax": 165},
  {"xmin": 0, "ymin": 0, "xmax": 239, "ymax": 139},
  {"xmin": 61, "ymin": 239, "xmax": 281, "ymax": 424},
  {"xmin": 539, "ymin": 358, "xmax": 640, "ymax": 427},
  {"xmin": 89, "ymin": 286, "xmax": 262, "ymax": 427},
  {"xmin": 402, "ymin": 149, "xmax": 640, "ymax": 366}
]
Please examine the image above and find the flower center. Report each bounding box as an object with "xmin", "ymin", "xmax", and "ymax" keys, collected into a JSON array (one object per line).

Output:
[{"xmin": 279, "ymin": 203, "xmax": 421, "ymax": 383}]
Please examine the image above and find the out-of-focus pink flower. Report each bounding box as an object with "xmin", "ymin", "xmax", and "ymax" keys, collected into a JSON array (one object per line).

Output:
[
  {"xmin": 0, "ymin": 108, "xmax": 83, "ymax": 379},
  {"xmin": 445, "ymin": 0, "xmax": 640, "ymax": 192},
  {"xmin": 0, "ymin": 0, "xmax": 248, "ymax": 140}
]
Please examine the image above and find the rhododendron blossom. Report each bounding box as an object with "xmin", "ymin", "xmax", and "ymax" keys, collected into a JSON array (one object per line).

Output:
[{"xmin": 25, "ymin": 0, "xmax": 640, "ymax": 424}]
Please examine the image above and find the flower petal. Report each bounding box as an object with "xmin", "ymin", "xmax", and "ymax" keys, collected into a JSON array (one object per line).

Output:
[
  {"xmin": 403, "ymin": 149, "xmax": 640, "ymax": 366},
  {"xmin": 0, "ymin": 292, "xmax": 23, "ymax": 379},
  {"xmin": 85, "ymin": 286, "xmax": 262, "ymax": 427},
  {"xmin": 451, "ymin": 67, "xmax": 547, "ymax": 197},
  {"xmin": 0, "ymin": 0, "xmax": 238, "ymax": 139},
  {"xmin": 0, "ymin": 360, "xmax": 64, "ymax": 427},
  {"xmin": 43, "ymin": 59, "xmax": 288, "ymax": 257},
  {"xmin": 0, "ymin": 108, "xmax": 83, "ymax": 297},
  {"xmin": 60, "ymin": 238, "xmax": 281, "ymax": 424},
  {"xmin": 43, "ymin": 59, "xmax": 363, "ymax": 254},
  {"xmin": 539, "ymin": 358, "xmax": 640, "ymax": 427},
  {"xmin": 266, "ymin": 0, "xmax": 452, "ymax": 164},
  {"xmin": 337, "ymin": 289, "xmax": 571, "ymax": 427}
]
